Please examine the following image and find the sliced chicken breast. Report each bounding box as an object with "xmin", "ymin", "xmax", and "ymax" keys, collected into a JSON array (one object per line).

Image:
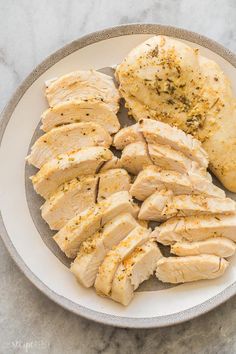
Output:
[
  {"xmin": 153, "ymin": 214, "xmax": 236, "ymax": 245},
  {"xmin": 171, "ymin": 237, "xmax": 236, "ymax": 258},
  {"xmin": 139, "ymin": 191, "xmax": 235, "ymax": 221},
  {"xmin": 120, "ymin": 142, "xmax": 152, "ymax": 175},
  {"xmin": 111, "ymin": 241, "xmax": 162, "ymax": 306},
  {"xmin": 113, "ymin": 124, "xmax": 144, "ymax": 149},
  {"xmin": 71, "ymin": 213, "xmax": 138, "ymax": 287},
  {"xmin": 41, "ymin": 175, "xmax": 98, "ymax": 230},
  {"xmin": 139, "ymin": 119, "xmax": 208, "ymax": 168},
  {"xmin": 41, "ymin": 99, "xmax": 120, "ymax": 133},
  {"xmin": 45, "ymin": 70, "xmax": 120, "ymax": 112},
  {"xmin": 99, "ymin": 156, "xmax": 122, "ymax": 172},
  {"xmin": 156, "ymin": 255, "xmax": 229, "ymax": 283},
  {"xmin": 148, "ymin": 143, "xmax": 205, "ymax": 175},
  {"xmin": 97, "ymin": 169, "xmax": 131, "ymax": 202},
  {"xmin": 27, "ymin": 122, "xmax": 112, "ymax": 168},
  {"xmin": 95, "ymin": 226, "xmax": 151, "ymax": 296},
  {"xmin": 130, "ymin": 166, "xmax": 224, "ymax": 201},
  {"xmin": 31, "ymin": 147, "xmax": 113, "ymax": 199},
  {"xmin": 54, "ymin": 191, "xmax": 138, "ymax": 258}
]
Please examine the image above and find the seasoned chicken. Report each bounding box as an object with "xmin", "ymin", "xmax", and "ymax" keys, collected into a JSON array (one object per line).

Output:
[
  {"xmin": 120, "ymin": 142, "xmax": 152, "ymax": 174},
  {"xmin": 45, "ymin": 70, "xmax": 120, "ymax": 112},
  {"xmin": 156, "ymin": 255, "xmax": 229, "ymax": 283},
  {"xmin": 171, "ymin": 237, "xmax": 236, "ymax": 258},
  {"xmin": 111, "ymin": 240, "xmax": 162, "ymax": 306},
  {"xmin": 113, "ymin": 124, "xmax": 144, "ymax": 149},
  {"xmin": 130, "ymin": 166, "xmax": 224, "ymax": 201},
  {"xmin": 71, "ymin": 213, "xmax": 139, "ymax": 287},
  {"xmin": 148, "ymin": 143, "xmax": 205, "ymax": 175},
  {"xmin": 54, "ymin": 191, "xmax": 138, "ymax": 258},
  {"xmin": 31, "ymin": 147, "xmax": 113, "ymax": 199},
  {"xmin": 99, "ymin": 156, "xmax": 122, "ymax": 172},
  {"xmin": 41, "ymin": 99, "xmax": 120, "ymax": 133},
  {"xmin": 41, "ymin": 175, "xmax": 98, "ymax": 230},
  {"xmin": 139, "ymin": 119, "xmax": 208, "ymax": 168},
  {"xmin": 153, "ymin": 214, "xmax": 236, "ymax": 245},
  {"xmin": 139, "ymin": 191, "xmax": 236, "ymax": 221},
  {"xmin": 27, "ymin": 122, "xmax": 112, "ymax": 168},
  {"xmin": 41, "ymin": 168, "xmax": 130, "ymax": 230},
  {"xmin": 97, "ymin": 169, "xmax": 131, "ymax": 202},
  {"xmin": 116, "ymin": 35, "xmax": 236, "ymax": 192},
  {"xmin": 95, "ymin": 226, "xmax": 151, "ymax": 296}
]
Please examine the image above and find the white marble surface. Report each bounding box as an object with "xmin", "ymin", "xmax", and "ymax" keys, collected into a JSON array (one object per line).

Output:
[{"xmin": 1, "ymin": 0, "xmax": 236, "ymax": 353}]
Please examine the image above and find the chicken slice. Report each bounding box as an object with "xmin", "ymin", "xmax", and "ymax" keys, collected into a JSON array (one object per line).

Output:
[
  {"xmin": 120, "ymin": 142, "xmax": 152, "ymax": 175},
  {"xmin": 130, "ymin": 166, "xmax": 224, "ymax": 201},
  {"xmin": 97, "ymin": 169, "xmax": 131, "ymax": 202},
  {"xmin": 71, "ymin": 213, "xmax": 138, "ymax": 287},
  {"xmin": 45, "ymin": 70, "xmax": 120, "ymax": 112},
  {"xmin": 139, "ymin": 191, "xmax": 235, "ymax": 221},
  {"xmin": 41, "ymin": 175, "xmax": 98, "ymax": 230},
  {"xmin": 139, "ymin": 119, "xmax": 208, "ymax": 168},
  {"xmin": 156, "ymin": 255, "xmax": 229, "ymax": 283},
  {"xmin": 53, "ymin": 191, "xmax": 138, "ymax": 258},
  {"xmin": 41, "ymin": 99, "xmax": 120, "ymax": 133},
  {"xmin": 27, "ymin": 122, "xmax": 112, "ymax": 168},
  {"xmin": 113, "ymin": 124, "xmax": 144, "ymax": 149},
  {"xmin": 148, "ymin": 143, "xmax": 205, "ymax": 175},
  {"xmin": 153, "ymin": 214, "xmax": 236, "ymax": 245},
  {"xmin": 111, "ymin": 241, "xmax": 162, "ymax": 306},
  {"xmin": 95, "ymin": 226, "xmax": 151, "ymax": 296},
  {"xmin": 31, "ymin": 147, "xmax": 113, "ymax": 199},
  {"xmin": 99, "ymin": 156, "xmax": 122, "ymax": 172},
  {"xmin": 171, "ymin": 237, "xmax": 236, "ymax": 258}
]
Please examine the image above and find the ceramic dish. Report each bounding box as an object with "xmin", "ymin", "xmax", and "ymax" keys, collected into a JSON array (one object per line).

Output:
[{"xmin": 1, "ymin": 24, "xmax": 236, "ymax": 328}]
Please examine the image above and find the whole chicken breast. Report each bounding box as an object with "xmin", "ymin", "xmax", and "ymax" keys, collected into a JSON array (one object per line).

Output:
[
  {"xmin": 139, "ymin": 191, "xmax": 236, "ymax": 221},
  {"xmin": 111, "ymin": 240, "xmax": 162, "ymax": 306},
  {"xmin": 45, "ymin": 70, "xmax": 120, "ymax": 112},
  {"xmin": 171, "ymin": 237, "xmax": 236, "ymax": 258},
  {"xmin": 156, "ymin": 255, "xmax": 229, "ymax": 284},
  {"xmin": 41, "ymin": 99, "xmax": 120, "ymax": 133},
  {"xmin": 95, "ymin": 226, "xmax": 151, "ymax": 296},
  {"xmin": 116, "ymin": 35, "xmax": 236, "ymax": 192},
  {"xmin": 120, "ymin": 141, "xmax": 152, "ymax": 175},
  {"xmin": 27, "ymin": 122, "xmax": 112, "ymax": 168},
  {"xmin": 31, "ymin": 147, "xmax": 113, "ymax": 199},
  {"xmin": 130, "ymin": 166, "xmax": 224, "ymax": 201},
  {"xmin": 153, "ymin": 214, "xmax": 236, "ymax": 245},
  {"xmin": 54, "ymin": 191, "xmax": 138, "ymax": 258},
  {"xmin": 71, "ymin": 213, "xmax": 139, "ymax": 287}
]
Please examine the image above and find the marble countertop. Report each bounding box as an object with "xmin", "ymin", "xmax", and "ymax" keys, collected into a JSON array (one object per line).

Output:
[{"xmin": 1, "ymin": 0, "xmax": 236, "ymax": 353}]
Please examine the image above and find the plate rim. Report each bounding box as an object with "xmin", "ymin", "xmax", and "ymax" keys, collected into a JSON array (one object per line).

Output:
[{"xmin": 1, "ymin": 23, "xmax": 236, "ymax": 328}]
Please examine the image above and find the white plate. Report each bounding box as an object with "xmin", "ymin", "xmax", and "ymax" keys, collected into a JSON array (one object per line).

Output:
[{"xmin": 1, "ymin": 24, "xmax": 236, "ymax": 328}]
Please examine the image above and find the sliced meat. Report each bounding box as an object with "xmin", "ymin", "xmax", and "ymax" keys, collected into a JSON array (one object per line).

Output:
[
  {"xmin": 130, "ymin": 166, "xmax": 224, "ymax": 201},
  {"xmin": 31, "ymin": 147, "xmax": 113, "ymax": 199},
  {"xmin": 95, "ymin": 226, "xmax": 151, "ymax": 296},
  {"xmin": 148, "ymin": 143, "xmax": 205, "ymax": 175},
  {"xmin": 99, "ymin": 156, "xmax": 122, "ymax": 172},
  {"xmin": 71, "ymin": 213, "xmax": 138, "ymax": 287},
  {"xmin": 41, "ymin": 175, "xmax": 98, "ymax": 230},
  {"xmin": 156, "ymin": 255, "xmax": 229, "ymax": 283},
  {"xmin": 97, "ymin": 169, "xmax": 131, "ymax": 202},
  {"xmin": 120, "ymin": 142, "xmax": 152, "ymax": 175},
  {"xmin": 45, "ymin": 70, "xmax": 120, "ymax": 112},
  {"xmin": 41, "ymin": 99, "xmax": 120, "ymax": 133},
  {"xmin": 153, "ymin": 214, "xmax": 236, "ymax": 245},
  {"xmin": 113, "ymin": 124, "xmax": 144, "ymax": 149},
  {"xmin": 171, "ymin": 237, "xmax": 236, "ymax": 258},
  {"xmin": 139, "ymin": 118, "xmax": 208, "ymax": 168},
  {"xmin": 111, "ymin": 241, "xmax": 162, "ymax": 305},
  {"xmin": 139, "ymin": 191, "xmax": 236, "ymax": 221},
  {"xmin": 27, "ymin": 122, "xmax": 112, "ymax": 168},
  {"xmin": 53, "ymin": 191, "xmax": 138, "ymax": 258}
]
